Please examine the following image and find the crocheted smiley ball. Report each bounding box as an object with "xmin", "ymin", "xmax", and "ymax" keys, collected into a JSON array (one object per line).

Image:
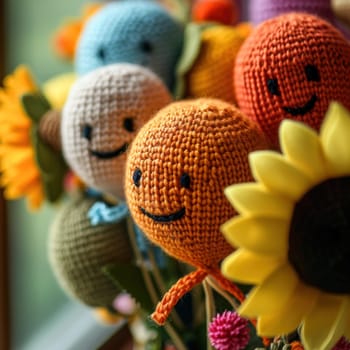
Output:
[
  {"xmin": 61, "ymin": 63, "xmax": 172, "ymax": 200},
  {"xmin": 234, "ymin": 12, "xmax": 350, "ymax": 148},
  {"xmin": 125, "ymin": 98, "xmax": 268, "ymax": 324},
  {"xmin": 75, "ymin": 1, "xmax": 184, "ymax": 91},
  {"xmin": 49, "ymin": 192, "xmax": 133, "ymax": 307}
]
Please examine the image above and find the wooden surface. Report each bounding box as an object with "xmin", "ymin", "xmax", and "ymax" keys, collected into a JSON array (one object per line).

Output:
[{"xmin": 0, "ymin": 0, "xmax": 9, "ymax": 349}]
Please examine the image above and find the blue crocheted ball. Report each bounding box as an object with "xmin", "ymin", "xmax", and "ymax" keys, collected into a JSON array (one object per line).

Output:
[{"xmin": 75, "ymin": 1, "xmax": 184, "ymax": 90}]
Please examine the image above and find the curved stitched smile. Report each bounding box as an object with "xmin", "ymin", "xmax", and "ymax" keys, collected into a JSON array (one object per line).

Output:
[
  {"xmin": 90, "ymin": 143, "xmax": 129, "ymax": 159},
  {"xmin": 283, "ymin": 94, "xmax": 317, "ymax": 116},
  {"xmin": 139, "ymin": 206, "xmax": 185, "ymax": 223}
]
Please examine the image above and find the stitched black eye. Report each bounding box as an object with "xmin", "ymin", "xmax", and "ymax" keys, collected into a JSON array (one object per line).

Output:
[
  {"xmin": 97, "ymin": 47, "xmax": 105, "ymax": 61},
  {"xmin": 123, "ymin": 117, "xmax": 135, "ymax": 132},
  {"xmin": 305, "ymin": 65, "xmax": 320, "ymax": 82},
  {"xmin": 81, "ymin": 124, "xmax": 93, "ymax": 141},
  {"xmin": 139, "ymin": 40, "xmax": 153, "ymax": 54},
  {"xmin": 133, "ymin": 168, "xmax": 142, "ymax": 187},
  {"xmin": 180, "ymin": 173, "xmax": 191, "ymax": 189},
  {"xmin": 267, "ymin": 78, "xmax": 280, "ymax": 96}
]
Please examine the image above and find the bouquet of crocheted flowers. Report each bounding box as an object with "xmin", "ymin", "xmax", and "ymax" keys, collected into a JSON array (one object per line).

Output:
[{"xmin": 4, "ymin": 1, "xmax": 350, "ymax": 349}]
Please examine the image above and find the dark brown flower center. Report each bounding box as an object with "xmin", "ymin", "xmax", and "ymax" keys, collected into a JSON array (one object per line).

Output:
[{"xmin": 288, "ymin": 176, "xmax": 350, "ymax": 293}]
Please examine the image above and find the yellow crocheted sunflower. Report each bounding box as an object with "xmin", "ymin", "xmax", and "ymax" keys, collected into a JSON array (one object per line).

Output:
[
  {"xmin": 0, "ymin": 66, "xmax": 43, "ymax": 209},
  {"xmin": 221, "ymin": 102, "xmax": 350, "ymax": 350}
]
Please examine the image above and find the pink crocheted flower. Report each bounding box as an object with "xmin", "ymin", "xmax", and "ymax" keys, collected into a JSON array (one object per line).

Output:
[
  {"xmin": 208, "ymin": 310, "xmax": 250, "ymax": 350},
  {"xmin": 333, "ymin": 337, "xmax": 350, "ymax": 350}
]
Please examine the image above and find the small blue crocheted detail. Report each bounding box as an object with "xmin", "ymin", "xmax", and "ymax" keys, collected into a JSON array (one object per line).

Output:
[{"xmin": 88, "ymin": 201, "xmax": 129, "ymax": 225}]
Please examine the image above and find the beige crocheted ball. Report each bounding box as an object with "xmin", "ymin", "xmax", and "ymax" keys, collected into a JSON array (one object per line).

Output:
[{"xmin": 61, "ymin": 63, "xmax": 172, "ymax": 200}]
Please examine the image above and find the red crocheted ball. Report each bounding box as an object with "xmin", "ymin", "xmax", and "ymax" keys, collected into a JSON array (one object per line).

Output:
[{"xmin": 234, "ymin": 13, "xmax": 350, "ymax": 148}]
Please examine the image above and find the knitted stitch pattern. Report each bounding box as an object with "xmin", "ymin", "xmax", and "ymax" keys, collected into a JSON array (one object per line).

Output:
[
  {"xmin": 75, "ymin": 1, "xmax": 184, "ymax": 90},
  {"xmin": 48, "ymin": 193, "xmax": 133, "ymax": 307},
  {"xmin": 125, "ymin": 98, "xmax": 268, "ymax": 323},
  {"xmin": 234, "ymin": 13, "xmax": 350, "ymax": 148},
  {"xmin": 249, "ymin": 0, "xmax": 336, "ymax": 25},
  {"xmin": 185, "ymin": 23, "xmax": 251, "ymax": 104},
  {"xmin": 61, "ymin": 63, "xmax": 172, "ymax": 200},
  {"xmin": 125, "ymin": 98, "xmax": 268, "ymax": 269},
  {"xmin": 125, "ymin": 98, "xmax": 267, "ymax": 269}
]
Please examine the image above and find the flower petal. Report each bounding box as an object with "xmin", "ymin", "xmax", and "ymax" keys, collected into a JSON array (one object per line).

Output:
[
  {"xmin": 224, "ymin": 183, "xmax": 293, "ymax": 219},
  {"xmin": 27, "ymin": 185, "xmax": 43, "ymax": 210},
  {"xmin": 238, "ymin": 263, "xmax": 299, "ymax": 318},
  {"xmin": 221, "ymin": 215, "xmax": 289, "ymax": 256},
  {"xmin": 301, "ymin": 294, "xmax": 349, "ymax": 350},
  {"xmin": 320, "ymin": 102, "xmax": 350, "ymax": 177},
  {"xmin": 280, "ymin": 120, "xmax": 328, "ymax": 182},
  {"xmin": 221, "ymin": 249, "xmax": 284, "ymax": 284},
  {"xmin": 257, "ymin": 282, "xmax": 319, "ymax": 337},
  {"xmin": 249, "ymin": 151, "xmax": 313, "ymax": 201}
]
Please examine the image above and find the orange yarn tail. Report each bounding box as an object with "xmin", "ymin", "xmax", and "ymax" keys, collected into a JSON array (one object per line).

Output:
[
  {"xmin": 210, "ymin": 268, "xmax": 245, "ymax": 303},
  {"xmin": 151, "ymin": 269, "xmax": 207, "ymax": 325}
]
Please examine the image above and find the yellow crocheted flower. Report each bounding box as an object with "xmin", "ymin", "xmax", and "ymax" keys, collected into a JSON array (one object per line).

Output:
[
  {"xmin": 221, "ymin": 102, "xmax": 350, "ymax": 350},
  {"xmin": 0, "ymin": 66, "xmax": 44, "ymax": 209}
]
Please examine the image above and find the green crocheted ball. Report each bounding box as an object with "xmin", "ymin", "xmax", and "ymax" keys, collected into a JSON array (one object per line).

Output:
[{"xmin": 48, "ymin": 192, "xmax": 133, "ymax": 307}]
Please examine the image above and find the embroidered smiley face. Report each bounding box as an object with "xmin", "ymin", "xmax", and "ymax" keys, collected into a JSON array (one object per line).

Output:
[
  {"xmin": 234, "ymin": 13, "xmax": 350, "ymax": 147},
  {"xmin": 136, "ymin": 171, "xmax": 189, "ymax": 223},
  {"xmin": 125, "ymin": 98, "xmax": 268, "ymax": 270},
  {"xmin": 267, "ymin": 64, "xmax": 320, "ymax": 116},
  {"xmin": 62, "ymin": 63, "xmax": 172, "ymax": 200}
]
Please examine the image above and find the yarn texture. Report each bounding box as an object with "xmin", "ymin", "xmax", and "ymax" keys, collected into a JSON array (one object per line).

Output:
[
  {"xmin": 39, "ymin": 109, "xmax": 62, "ymax": 152},
  {"xmin": 125, "ymin": 98, "xmax": 268, "ymax": 324},
  {"xmin": 75, "ymin": 1, "xmax": 183, "ymax": 90},
  {"xmin": 48, "ymin": 192, "xmax": 133, "ymax": 307},
  {"xmin": 249, "ymin": 0, "xmax": 336, "ymax": 25},
  {"xmin": 185, "ymin": 23, "xmax": 251, "ymax": 104},
  {"xmin": 61, "ymin": 63, "xmax": 172, "ymax": 200},
  {"xmin": 234, "ymin": 12, "xmax": 350, "ymax": 147},
  {"xmin": 208, "ymin": 311, "xmax": 250, "ymax": 350}
]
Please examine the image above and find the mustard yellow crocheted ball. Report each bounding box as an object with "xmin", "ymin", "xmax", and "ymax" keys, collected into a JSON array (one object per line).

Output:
[{"xmin": 186, "ymin": 23, "xmax": 251, "ymax": 104}]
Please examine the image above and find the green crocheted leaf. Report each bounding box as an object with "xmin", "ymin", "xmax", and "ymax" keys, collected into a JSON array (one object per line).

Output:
[
  {"xmin": 21, "ymin": 92, "xmax": 51, "ymax": 123},
  {"xmin": 103, "ymin": 263, "xmax": 154, "ymax": 313},
  {"xmin": 30, "ymin": 126, "xmax": 67, "ymax": 203},
  {"xmin": 174, "ymin": 22, "xmax": 214, "ymax": 99}
]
